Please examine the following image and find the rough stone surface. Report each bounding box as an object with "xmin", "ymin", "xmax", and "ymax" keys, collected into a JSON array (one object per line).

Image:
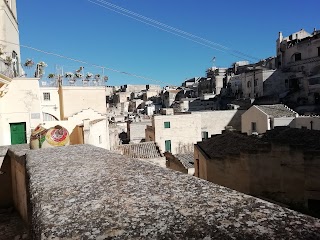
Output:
[
  {"xmin": 0, "ymin": 146, "xmax": 9, "ymax": 157},
  {"xmin": 18, "ymin": 145, "xmax": 320, "ymax": 239},
  {"xmin": 0, "ymin": 209, "xmax": 29, "ymax": 240}
]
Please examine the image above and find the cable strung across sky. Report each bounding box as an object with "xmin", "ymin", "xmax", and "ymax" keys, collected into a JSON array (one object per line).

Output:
[
  {"xmin": 87, "ymin": 0, "xmax": 260, "ymax": 62},
  {"xmin": 0, "ymin": 39, "xmax": 169, "ymax": 85}
]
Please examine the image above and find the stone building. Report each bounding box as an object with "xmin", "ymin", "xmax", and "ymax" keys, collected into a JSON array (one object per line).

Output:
[
  {"xmin": 145, "ymin": 112, "xmax": 202, "ymax": 154},
  {"xmin": 161, "ymin": 88, "xmax": 181, "ymax": 108},
  {"xmin": 289, "ymin": 115, "xmax": 320, "ymax": 130},
  {"xmin": 241, "ymin": 104, "xmax": 297, "ymax": 135},
  {"xmin": 127, "ymin": 119, "xmax": 151, "ymax": 143},
  {"xmin": 146, "ymin": 110, "xmax": 244, "ymax": 154},
  {"xmin": 194, "ymin": 128, "xmax": 320, "ymax": 215},
  {"xmin": 276, "ymin": 29, "xmax": 320, "ymax": 106}
]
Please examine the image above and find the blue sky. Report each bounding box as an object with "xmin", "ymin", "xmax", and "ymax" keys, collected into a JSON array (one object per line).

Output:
[{"xmin": 17, "ymin": 0, "xmax": 319, "ymax": 86}]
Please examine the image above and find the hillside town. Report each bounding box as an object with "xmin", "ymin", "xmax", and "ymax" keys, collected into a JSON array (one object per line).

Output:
[{"xmin": 1, "ymin": 1, "xmax": 320, "ymax": 239}]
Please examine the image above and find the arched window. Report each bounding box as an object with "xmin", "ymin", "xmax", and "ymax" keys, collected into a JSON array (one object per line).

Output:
[
  {"xmin": 42, "ymin": 112, "xmax": 59, "ymax": 121},
  {"xmin": 247, "ymin": 81, "xmax": 251, "ymax": 88}
]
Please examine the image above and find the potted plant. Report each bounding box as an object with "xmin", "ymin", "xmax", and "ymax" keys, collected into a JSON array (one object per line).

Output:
[
  {"xmin": 48, "ymin": 73, "xmax": 55, "ymax": 79},
  {"xmin": 86, "ymin": 72, "xmax": 93, "ymax": 79},
  {"xmin": 75, "ymin": 72, "xmax": 83, "ymax": 78},
  {"xmin": 24, "ymin": 59, "xmax": 34, "ymax": 68},
  {"xmin": 4, "ymin": 56, "xmax": 12, "ymax": 65},
  {"xmin": 64, "ymin": 72, "xmax": 74, "ymax": 78},
  {"xmin": 94, "ymin": 74, "xmax": 101, "ymax": 80},
  {"xmin": 38, "ymin": 61, "xmax": 47, "ymax": 68}
]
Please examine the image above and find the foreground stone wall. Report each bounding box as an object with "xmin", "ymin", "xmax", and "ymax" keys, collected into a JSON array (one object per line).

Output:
[{"xmin": 2, "ymin": 145, "xmax": 320, "ymax": 239}]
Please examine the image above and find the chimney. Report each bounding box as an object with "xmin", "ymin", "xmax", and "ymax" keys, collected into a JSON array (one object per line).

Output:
[{"xmin": 278, "ymin": 32, "xmax": 283, "ymax": 42}]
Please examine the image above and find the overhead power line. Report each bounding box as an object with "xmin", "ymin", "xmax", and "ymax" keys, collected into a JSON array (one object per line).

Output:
[
  {"xmin": 88, "ymin": 0, "xmax": 260, "ymax": 62},
  {"xmin": 0, "ymin": 39, "xmax": 168, "ymax": 85}
]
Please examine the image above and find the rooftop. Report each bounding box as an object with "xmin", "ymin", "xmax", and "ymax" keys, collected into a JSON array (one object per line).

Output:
[
  {"xmin": 262, "ymin": 127, "xmax": 320, "ymax": 150},
  {"xmin": 174, "ymin": 153, "xmax": 194, "ymax": 169},
  {"xmin": 197, "ymin": 127, "xmax": 320, "ymax": 160},
  {"xmin": 116, "ymin": 141, "xmax": 162, "ymax": 159},
  {"xmin": 255, "ymin": 104, "xmax": 297, "ymax": 118},
  {"xmin": 197, "ymin": 132, "xmax": 264, "ymax": 159}
]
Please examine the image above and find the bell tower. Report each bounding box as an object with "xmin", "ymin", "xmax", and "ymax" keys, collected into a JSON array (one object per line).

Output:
[{"xmin": 0, "ymin": 0, "xmax": 22, "ymax": 77}]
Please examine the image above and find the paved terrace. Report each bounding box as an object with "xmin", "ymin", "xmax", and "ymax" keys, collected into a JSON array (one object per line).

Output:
[{"xmin": 3, "ymin": 144, "xmax": 320, "ymax": 239}]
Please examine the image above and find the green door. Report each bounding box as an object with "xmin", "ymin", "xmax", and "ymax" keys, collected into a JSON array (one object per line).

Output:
[
  {"xmin": 165, "ymin": 140, "xmax": 171, "ymax": 152},
  {"xmin": 10, "ymin": 122, "xmax": 27, "ymax": 145}
]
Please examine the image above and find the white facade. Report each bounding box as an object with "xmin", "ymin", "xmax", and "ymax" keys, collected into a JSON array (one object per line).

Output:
[
  {"xmin": 0, "ymin": 78, "xmax": 43, "ymax": 145},
  {"xmin": 59, "ymin": 86, "xmax": 106, "ymax": 119},
  {"xmin": 128, "ymin": 120, "xmax": 151, "ymax": 144},
  {"xmin": 40, "ymin": 87, "xmax": 60, "ymax": 120},
  {"xmin": 146, "ymin": 114, "xmax": 202, "ymax": 155},
  {"xmin": 0, "ymin": 0, "xmax": 21, "ymax": 78},
  {"xmin": 146, "ymin": 110, "xmax": 244, "ymax": 154},
  {"xmin": 83, "ymin": 118, "xmax": 109, "ymax": 149}
]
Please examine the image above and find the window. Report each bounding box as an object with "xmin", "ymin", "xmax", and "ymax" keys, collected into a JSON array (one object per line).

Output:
[
  {"xmin": 43, "ymin": 92, "xmax": 50, "ymax": 101},
  {"xmin": 254, "ymin": 79, "xmax": 258, "ymax": 87},
  {"xmin": 99, "ymin": 135, "xmax": 102, "ymax": 144},
  {"xmin": 247, "ymin": 81, "xmax": 251, "ymax": 88},
  {"xmin": 294, "ymin": 53, "xmax": 301, "ymax": 61},
  {"xmin": 165, "ymin": 140, "xmax": 171, "ymax": 152},
  {"xmin": 202, "ymin": 131, "xmax": 209, "ymax": 140},
  {"xmin": 285, "ymin": 79, "xmax": 289, "ymax": 88},
  {"xmin": 251, "ymin": 122, "xmax": 257, "ymax": 132},
  {"xmin": 164, "ymin": 121, "xmax": 170, "ymax": 128}
]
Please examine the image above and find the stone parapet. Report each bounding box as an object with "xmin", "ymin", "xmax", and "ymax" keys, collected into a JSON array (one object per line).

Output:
[{"xmin": 4, "ymin": 144, "xmax": 320, "ymax": 239}]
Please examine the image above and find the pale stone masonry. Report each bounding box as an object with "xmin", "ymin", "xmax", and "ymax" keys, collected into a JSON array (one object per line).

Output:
[{"xmin": 2, "ymin": 144, "xmax": 320, "ymax": 239}]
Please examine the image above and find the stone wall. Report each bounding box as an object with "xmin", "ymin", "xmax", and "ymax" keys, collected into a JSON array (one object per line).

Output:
[
  {"xmin": 128, "ymin": 121, "xmax": 151, "ymax": 144},
  {"xmin": 1, "ymin": 144, "xmax": 320, "ymax": 239},
  {"xmin": 192, "ymin": 110, "xmax": 244, "ymax": 135},
  {"xmin": 0, "ymin": 146, "xmax": 12, "ymax": 208},
  {"xmin": 195, "ymin": 142, "xmax": 320, "ymax": 212}
]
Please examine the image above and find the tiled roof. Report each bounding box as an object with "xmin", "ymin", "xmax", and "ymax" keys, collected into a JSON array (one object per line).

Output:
[
  {"xmin": 197, "ymin": 127, "xmax": 320, "ymax": 159},
  {"xmin": 262, "ymin": 127, "xmax": 320, "ymax": 150},
  {"xmin": 197, "ymin": 132, "xmax": 264, "ymax": 159},
  {"xmin": 116, "ymin": 141, "xmax": 162, "ymax": 159},
  {"xmin": 175, "ymin": 153, "xmax": 194, "ymax": 169},
  {"xmin": 255, "ymin": 104, "xmax": 297, "ymax": 118}
]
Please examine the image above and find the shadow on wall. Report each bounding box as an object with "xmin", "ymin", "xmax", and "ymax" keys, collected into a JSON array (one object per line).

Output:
[{"xmin": 226, "ymin": 110, "xmax": 245, "ymax": 132}]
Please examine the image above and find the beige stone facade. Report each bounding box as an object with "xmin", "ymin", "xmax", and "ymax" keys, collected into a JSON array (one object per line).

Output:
[
  {"xmin": 194, "ymin": 129, "xmax": 320, "ymax": 212},
  {"xmin": 241, "ymin": 104, "xmax": 296, "ymax": 135}
]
